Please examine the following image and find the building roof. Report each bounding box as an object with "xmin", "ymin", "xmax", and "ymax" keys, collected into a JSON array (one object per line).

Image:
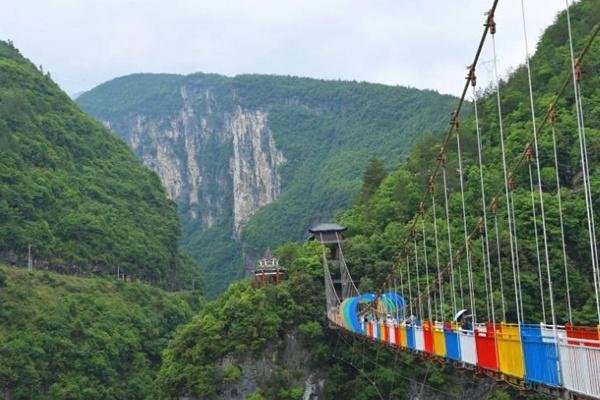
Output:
[{"xmin": 308, "ymin": 223, "xmax": 347, "ymax": 234}]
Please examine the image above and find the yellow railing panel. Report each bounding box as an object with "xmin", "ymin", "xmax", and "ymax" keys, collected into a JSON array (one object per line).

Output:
[
  {"xmin": 433, "ymin": 327, "xmax": 446, "ymax": 357},
  {"xmin": 497, "ymin": 323, "xmax": 524, "ymax": 378},
  {"xmin": 400, "ymin": 325, "xmax": 408, "ymax": 348}
]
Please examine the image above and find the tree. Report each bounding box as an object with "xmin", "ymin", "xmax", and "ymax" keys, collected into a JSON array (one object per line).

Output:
[{"xmin": 358, "ymin": 157, "xmax": 387, "ymax": 204}]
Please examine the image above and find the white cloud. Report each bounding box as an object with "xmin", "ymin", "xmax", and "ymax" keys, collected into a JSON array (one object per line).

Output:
[{"xmin": 0, "ymin": 0, "xmax": 568, "ymax": 96}]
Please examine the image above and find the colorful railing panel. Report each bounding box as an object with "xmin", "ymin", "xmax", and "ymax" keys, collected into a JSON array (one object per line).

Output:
[
  {"xmin": 415, "ymin": 323, "xmax": 425, "ymax": 351},
  {"xmin": 458, "ymin": 329, "xmax": 477, "ymax": 365},
  {"xmin": 388, "ymin": 323, "xmax": 397, "ymax": 346},
  {"xmin": 521, "ymin": 324, "xmax": 561, "ymax": 387},
  {"xmin": 433, "ymin": 324, "xmax": 446, "ymax": 357},
  {"xmin": 497, "ymin": 323, "xmax": 524, "ymax": 378},
  {"xmin": 566, "ymin": 324, "xmax": 600, "ymax": 347},
  {"xmin": 406, "ymin": 325, "xmax": 416, "ymax": 350},
  {"xmin": 423, "ymin": 321, "xmax": 435, "ymax": 354},
  {"xmin": 400, "ymin": 325, "xmax": 407, "ymax": 348},
  {"xmin": 559, "ymin": 335, "xmax": 600, "ymax": 398},
  {"xmin": 380, "ymin": 322, "xmax": 388, "ymax": 342},
  {"xmin": 444, "ymin": 323, "xmax": 460, "ymax": 361},
  {"xmin": 475, "ymin": 323, "xmax": 499, "ymax": 371}
]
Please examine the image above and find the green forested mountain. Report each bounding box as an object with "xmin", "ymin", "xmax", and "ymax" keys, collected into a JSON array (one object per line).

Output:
[
  {"xmin": 156, "ymin": 242, "xmax": 505, "ymax": 399},
  {"xmin": 0, "ymin": 41, "xmax": 201, "ymax": 288},
  {"xmin": 158, "ymin": 1, "xmax": 600, "ymax": 399},
  {"xmin": 77, "ymin": 73, "xmax": 458, "ymax": 297},
  {"xmin": 0, "ymin": 263, "xmax": 201, "ymax": 399}
]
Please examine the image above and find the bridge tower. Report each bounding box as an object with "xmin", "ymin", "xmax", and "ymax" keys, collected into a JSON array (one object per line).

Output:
[
  {"xmin": 309, "ymin": 223, "xmax": 347, "ymax": 261},
  {"xmin": 309, "ymin": 223, "xmax": 357, "ymax": 301}
]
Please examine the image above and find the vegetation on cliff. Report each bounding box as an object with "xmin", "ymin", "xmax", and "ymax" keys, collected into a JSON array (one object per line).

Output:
[
  {"xmin": 0, "ymin": 40, "xmax": 201, "ymax": 288},
  {"xmin": 0, "ymin": 263, "xmax": 201, "ymax": 399},
  {"xmin": 157, "ymin": 241, "xmax": 326, "ymax": 398}
]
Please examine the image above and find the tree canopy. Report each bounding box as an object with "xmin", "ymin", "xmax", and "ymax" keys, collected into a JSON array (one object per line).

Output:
[{"xmin": 0, "ymin": 40, "xmax": 201, "ymax": 289}]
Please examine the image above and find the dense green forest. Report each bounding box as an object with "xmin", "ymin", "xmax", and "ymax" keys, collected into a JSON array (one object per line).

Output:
[
  {"xmin": 77, "ymin": 68, "xmax": 458, "ymax": 297},
  {"xmin": 156, "ymin": 241, "xmax": 325, "ymax": 399},
  {"xmin": 0, "ymin": 263, "xmax": 202, "ymax": 399},
  {"xmin": 159, "ymin": 241, "xmax": 539, "ymax": 400},
  {"xmin": 159, "ymin": 1, "xmax": 600, "ymax": 398},
  {"xmin": 0, "ymin": 41, "xmax": 201, "ymax": 288}
]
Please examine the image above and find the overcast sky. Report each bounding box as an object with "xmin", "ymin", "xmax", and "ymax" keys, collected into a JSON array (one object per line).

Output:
[{"xmin": 2, "ymin": 0, "xmax": 571, "ymax": 97}]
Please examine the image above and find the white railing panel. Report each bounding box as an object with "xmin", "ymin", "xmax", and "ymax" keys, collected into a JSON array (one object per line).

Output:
[
  {"xmin": 415, "ymin": 325, "xmax": 425, "ymax": 352},
  {"xmin": 388, "ymin": 323, "xmax": 396, "ymax": 346},
  {"xmin": 559, "ymin": 338, "xmax": 600, "ymax": 398},
  {"xmin": 371, "ymin": 321, "xmax": 379, "ymax": 340},
  {"xmin": 459, "ymin": 330, "xmax": 477, "ymax": 365},
  {"xmin": 541, "ymin": 324, "xmax": 566, "ymax": 344}
]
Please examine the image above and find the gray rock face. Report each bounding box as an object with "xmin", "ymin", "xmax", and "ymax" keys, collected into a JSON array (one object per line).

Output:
[
  {"xmin": 205, "ymin": 331, "xmax": 324, "ymax": 400},
  {"xmin": 228, "ymin": 107, "xmax": 285, "ymax": 237},
  {"xmin": 91, "ymin": 82, "xmax": 289, "ymax": 295},
  {"xmin": 112, "ymin": 86, "xmax": 284, "ymax": 238}
]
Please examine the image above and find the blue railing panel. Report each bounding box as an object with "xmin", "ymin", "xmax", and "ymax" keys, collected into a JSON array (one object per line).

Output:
[
  {"xmin": 521, "ymin": 324, "xmax": 561, "ymax": 387},
  {"xmin": 407, "ymin": 325, "xmax": 416, "ymax": 350},
  {"xmin": 445, "ymin": 329, "xmax": 461, "ymax": 361}
]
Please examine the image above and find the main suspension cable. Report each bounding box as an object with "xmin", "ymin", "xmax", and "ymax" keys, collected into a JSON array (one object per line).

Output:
[
  {"xmin": 386, "ymin": 0, "xmax": 500, "ymax": 300},
  {"xmin": 403, "ymin": 19, "xmax": 598, "ymax": 317}
]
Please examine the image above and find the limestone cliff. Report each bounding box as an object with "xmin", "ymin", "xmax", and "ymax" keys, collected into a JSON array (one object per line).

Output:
[
  {"xmin": 107, "ymin": 86, "xmax": 284, "ymax": 239},
  {"xmin": 229, "ymin": 107, "xmax": 285, "ymax": 236},
  {"xmin": 208, "ymin": 331, "xmax": 324, "ymax": 400}
]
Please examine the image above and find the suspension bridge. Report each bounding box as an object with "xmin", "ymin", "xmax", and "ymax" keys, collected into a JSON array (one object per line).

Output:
[{"xmin": 316, "ymin": 1, "xmax": 600, "ymax": 399}]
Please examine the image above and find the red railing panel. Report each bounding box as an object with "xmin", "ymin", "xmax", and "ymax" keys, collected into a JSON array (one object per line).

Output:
[
  {"xmin": 565, "ymin": 323, "xmax": 600, "ymax": 348},
  {"xmin": 423, "ymin": 320, "xmax": 435, "ymax": 354},
  {"xmin": 475, "ymin": 323, "xmax": 499, "ymax": 371}
]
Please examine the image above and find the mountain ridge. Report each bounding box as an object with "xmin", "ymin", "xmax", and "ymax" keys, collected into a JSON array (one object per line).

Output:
[
  {"xmin": 77, "ymin": 72, "xmax": 459, "ymax": 297},
  {"xmin": 0, "ymin": 40, "xmax": 201, "ymax": 289}
]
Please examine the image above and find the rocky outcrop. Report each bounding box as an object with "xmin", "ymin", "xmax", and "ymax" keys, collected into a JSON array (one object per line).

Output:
[
  {"xmin": 106, "ymin": 87, "xmax": 284, "ymax": 237},
  {"xmin": 229, "ymin": 107, "xmax": 284, "ymax": 236},
  {"xmin": 179, "ymin": 327, "xmax": 496, "ymax": 400},
  {"xmin": 210, "ymin": 330, "xmax": 324, "ymax": 400}
]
